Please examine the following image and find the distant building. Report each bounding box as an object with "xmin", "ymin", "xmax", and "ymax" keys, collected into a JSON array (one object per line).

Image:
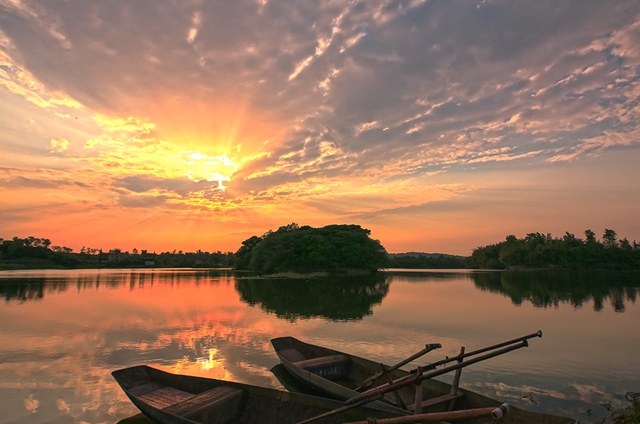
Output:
[{"xmin": 108, "ymin": 250, "xmax": 130, "ymax": 262}]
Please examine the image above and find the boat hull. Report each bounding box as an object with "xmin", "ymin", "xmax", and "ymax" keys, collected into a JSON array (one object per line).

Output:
[
  {"xmin": 112, "ymin": 365, "xmax": 402, "ymax": 424},
  {"xmin": 271, "ymin": 337, "xmax": 576, "ymax": 424}
]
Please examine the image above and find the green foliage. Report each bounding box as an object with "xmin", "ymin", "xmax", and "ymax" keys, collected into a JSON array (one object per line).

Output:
[
  {"xmin": 587, "ymin": 394, "xmax": 640, "ymax": 424},
  {"xmin": 469, "ymin": 229, "xmax": 640, "ymax": 269},
  {"xmin": 234, "ymin": 223, "xmax": 389, "ymax": 273},
  {"xmin": 233, "ymin": 235, "xmax": 264, "ymax": 270},
  {"xmin": 0, "ymin": 236, "xmax": 75, "ymax": 268},
  {"xmin": 387, "ymin": 253, "xmax": 467, "ymax": 269},
  {"xmin": 0, "ymin": 236, "xmax": 234, "ymax": 270}
]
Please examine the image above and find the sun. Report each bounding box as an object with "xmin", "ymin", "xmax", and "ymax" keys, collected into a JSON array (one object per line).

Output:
[{"xmin": 178, "ymin": 150, "xmax": 239, "ymax": 189}]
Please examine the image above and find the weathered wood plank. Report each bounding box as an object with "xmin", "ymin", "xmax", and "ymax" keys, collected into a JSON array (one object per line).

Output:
[
  {"xmin": 128, "ymin": 382, "xmax": 163, "ymax": 397},
  {"xmin": 278, "ymin": 348, "xmax": 307, "ymax": 363},
  {"xmin": 413, "ymin": 367, "xmax": 423, "ymax": 414},
  {"xmin": 293, "ymin": 355, "xmax": 349, "ymax": 370},
  {"xmin": 448, "ymin": 346, "xmax": 465, "ymax": 411},
  {"xmin": 138, "ymin": 387, "xmax": 194, "ymax": 410},
  {"xmin": 415, "ymin": 392, "xmax": 465, "ymax": 409},
  {"xmin": 162, "ymin": 386, "xmax": 244, "ymax": 419},
  {"xmin": 379, "ymin": 363, "xmax": 407, "ymax": 411}
]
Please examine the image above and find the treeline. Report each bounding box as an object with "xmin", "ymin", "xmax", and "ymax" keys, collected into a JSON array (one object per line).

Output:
[
  {"xmin": 469, "ymin": 229, "xmax": 640, "ymax": 269},
  {"xmin": 0, "ymin": 236, "xmax": 80, "ymax": 268},
  {"xmin": 104, "ymin": 248, "xmax": 234, "ymax": 268},
  {"xmin": 0, "ymin": 236, "xmax": 234, "ymax": 270},
  {"xmin": 234, "ymin": 223, "xmax": 389, "ymax": 274},
  {"xmin": 387, "ymin": 253, "xmax": 466, "ymax": 269}
]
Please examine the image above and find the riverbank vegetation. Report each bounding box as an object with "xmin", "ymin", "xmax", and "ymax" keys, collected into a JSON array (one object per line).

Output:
[
  {"xmin": 3, "ymin": 227, "xmax": 639, "ymax": 272},
  {"xmin": 469, "ymin": 229, "xmax": 640, "ymax": 270},
  {"xmin": 387, "ymin": 252, "xmax": 467, "ymax": 269},
  {"xmin": 234, "ymin": 223, "xmax": 389, "ymax": 274},
  {"xmin": 0, "ymin": 236, "xmax": 233, "ymax": 270}
]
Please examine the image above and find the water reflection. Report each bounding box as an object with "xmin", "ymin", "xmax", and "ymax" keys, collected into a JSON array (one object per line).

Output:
[
  {"xmin": 0, "ymin": 269, "xmax": 235, "ymax": 303},
  {"xmin": 0, "ymin": 269, "xmax": 278, "ymax": 424},
  {"xmin": 0, "ymin": 268, "xmax": 638, "ymax": 424},
  {"xmin": 470, "ymin": 270, "xmax": 640, "ymax": 312},
  {"xmin": 235, "ymin": 273, "xmax": 389, "ymax": 321}
]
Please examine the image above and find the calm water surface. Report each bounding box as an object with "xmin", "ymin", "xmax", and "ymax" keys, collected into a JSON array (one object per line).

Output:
[{"xmin": 0, "ymin": 268, "xmax": 638, "ymax": 423}]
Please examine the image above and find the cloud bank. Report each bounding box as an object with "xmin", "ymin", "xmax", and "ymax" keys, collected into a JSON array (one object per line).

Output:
[{"xmin": 1, "ymin": 0, "xmax": 639, "ymax": 253}]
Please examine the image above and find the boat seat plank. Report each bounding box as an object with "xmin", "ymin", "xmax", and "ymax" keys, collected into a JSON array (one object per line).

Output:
[
  {"xmin": 127, "ymin": 381, "xmax": 163, "ymax": 397},
  {"xmin": 162, "ymin": 385, "xmax": 244, "ymax": 420},
  {"xmin": 137, "ymin": 387, "xmax": 195, "ymax": 410},
  {"xmin": 293, "ymin": 354, "xmax": 349, "ymax": 370},
  {"xmin": 279, "ymin": 348, "xmax": 307, "ymax": 363},
  {"xmin": 413, "ymin": 392, "xmax": 465, "ymax": 410},
  {"xmin": 293, "ymin": 354, "xmax": 350, "ymax": 380}
]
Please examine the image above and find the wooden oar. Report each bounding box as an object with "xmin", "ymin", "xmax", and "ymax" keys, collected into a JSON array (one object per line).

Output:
[
  {"xmin": 357, "ymin": 341, "xmax": 528, "ymax": 398},
  {"xmin": 295, "ymin": 341, "xmax": 528, "ymax": 424},
  {"xmin": 344, "ymin": 403, "xmax": 511, "ymax": 424},
  {"xmin": 355, "ymin": 343, "xmax": 442, "ymax": 392},
  {"xmin": 379, "ymin": 363, "xmax": 407, "ymax": 410},
  {"xmin": 415, "ymin": 330, "xmax": 542, "ymax": 373}
]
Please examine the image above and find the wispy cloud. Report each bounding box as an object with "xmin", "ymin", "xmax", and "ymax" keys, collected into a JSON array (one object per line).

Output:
[{"xmin": 1, "ymin": 0, "xmax": 639, "ymax": 252}]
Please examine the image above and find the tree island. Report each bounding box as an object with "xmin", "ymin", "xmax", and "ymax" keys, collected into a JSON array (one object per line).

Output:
[{"xmin": 234, "ymin": 223, "xmax": 389, "ymax": 274}]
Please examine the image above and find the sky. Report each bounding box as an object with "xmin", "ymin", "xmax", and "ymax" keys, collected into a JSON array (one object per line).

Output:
[{"xmin": 1, "ymin": 0, "xmax": 639, "ymax": 256}]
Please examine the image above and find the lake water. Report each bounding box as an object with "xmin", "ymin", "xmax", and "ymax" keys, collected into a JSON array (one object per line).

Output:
[{"xmin": 0, "ymin": 268, "xmax": 638, "ymax": 423}]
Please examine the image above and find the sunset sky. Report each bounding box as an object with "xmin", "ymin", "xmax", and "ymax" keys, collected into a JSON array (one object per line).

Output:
[{"xmin": 1, "ymin": 0, "xmax": 639, "ymax": 255}]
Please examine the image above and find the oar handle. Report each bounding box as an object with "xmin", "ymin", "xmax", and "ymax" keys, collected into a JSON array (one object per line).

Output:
[
  {"xmin": 343, "ymin": 403, "xmax": 512, "ymax": 424},
  {"xmin": 294, "ymin": 392, "xmax": 386, "ymax": 424},
  {"xmin": 299, "ymin": 341, "xmax": 528, "ymax": 424},
  {"xmin": 389, "ymin": 343, "xmax": 442, "ymax": 372},
  {"xmin": 359, "ymin": 341, "xmax": 529, "ymax": 398},
  {"xmin": 417, "ymin": 330, "xmax": 542, "ymax": 372}
]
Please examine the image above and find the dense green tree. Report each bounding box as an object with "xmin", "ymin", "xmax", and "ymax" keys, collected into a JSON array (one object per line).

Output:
[
  {"xmin": 234, "ymin": 223, "xmax": 389, "ymax": 273},
  {"xmin": 1, "ymin": 236, "xmax": 234, "ymax": 270},
  {"xmin": 387, "ymin": 254, "xmax": 466, "ymax": 269},
  {"xmin": 602, "ymin": 229, "xmax": 618, "ymax": 249},
  {"xmin": 468, "ymin": 242, "xmax": 504, "ymax": 269},
  {"xmin": 470, "ymin": 229, "xmax": 640, "ymax": 270},
  {"xmin": 233, "ymin": 235, "xmax": 264, "ymax": 270}
]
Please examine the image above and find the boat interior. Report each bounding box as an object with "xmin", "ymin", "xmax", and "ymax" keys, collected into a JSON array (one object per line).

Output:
[
  {"xmin": 273, "ymin": 337, "xmax": 468, "ymax": 414},
  {"xmin": 113, "ymin": 366, "xmax": 399, "ymax": 424}
]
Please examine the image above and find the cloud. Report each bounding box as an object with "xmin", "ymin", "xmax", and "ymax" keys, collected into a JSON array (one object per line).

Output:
[
  {"xmin": 0, "ymin": 167, "xmax": 89, "ymax": 189},
  {"xmin": 49, "ymin": 137, "xmax": 68, "ymax": 153},
  {"xmin": 114, "ymin": 174, "xmax": 216, "ymax": 197},
  {"xmin": 117, "ymin": 193, "xmax": 171, "ymax": 208},
  {"xmin": 1, "ymin": 0, "xmax": 640, "ymax": 251}
]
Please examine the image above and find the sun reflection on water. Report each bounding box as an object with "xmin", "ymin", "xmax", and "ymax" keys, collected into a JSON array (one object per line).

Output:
[{"xmin": 0, "ymin": 269, "xmax": 638, "ymax": 424}]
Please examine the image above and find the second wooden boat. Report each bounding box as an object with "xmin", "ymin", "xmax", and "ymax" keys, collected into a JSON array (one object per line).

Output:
[
  {"xmin": 271, "ymin": 336, "xmax": 576, "ymax": 424},
  {"xmin": 112, "ymin": 365, "xmax": 403, "ymax": 424}
]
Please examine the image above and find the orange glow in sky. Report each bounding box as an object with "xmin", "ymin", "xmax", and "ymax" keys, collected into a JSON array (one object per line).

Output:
[{"xmin": 1, "ymin": 1, "xmax": 639, "ymax": 255}]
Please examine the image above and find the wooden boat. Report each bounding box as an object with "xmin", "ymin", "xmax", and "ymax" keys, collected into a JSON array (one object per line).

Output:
[
  {"xmin": 271, "ymin": 336, "xmax": 576, "ymax": 424},
  {"xmin": 111, "ymin": 365, "xmax": 403, "ymax": 424}
]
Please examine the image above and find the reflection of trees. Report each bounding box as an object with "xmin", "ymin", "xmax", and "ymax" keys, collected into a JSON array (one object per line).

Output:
[
  {"xmin": 471, "ymin": 270, "xmax": 640, "ymax": 312},
  {"xmin": 235, "ymin": 273, "xmax": 390, "ymax": 321},
  {"xmin": 0, "ymin": 270, "xmax": 235, "ymax": 303},
  {"xmin": 0, "ymin": 278, "xmax": 66, "ymax": 302}
]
